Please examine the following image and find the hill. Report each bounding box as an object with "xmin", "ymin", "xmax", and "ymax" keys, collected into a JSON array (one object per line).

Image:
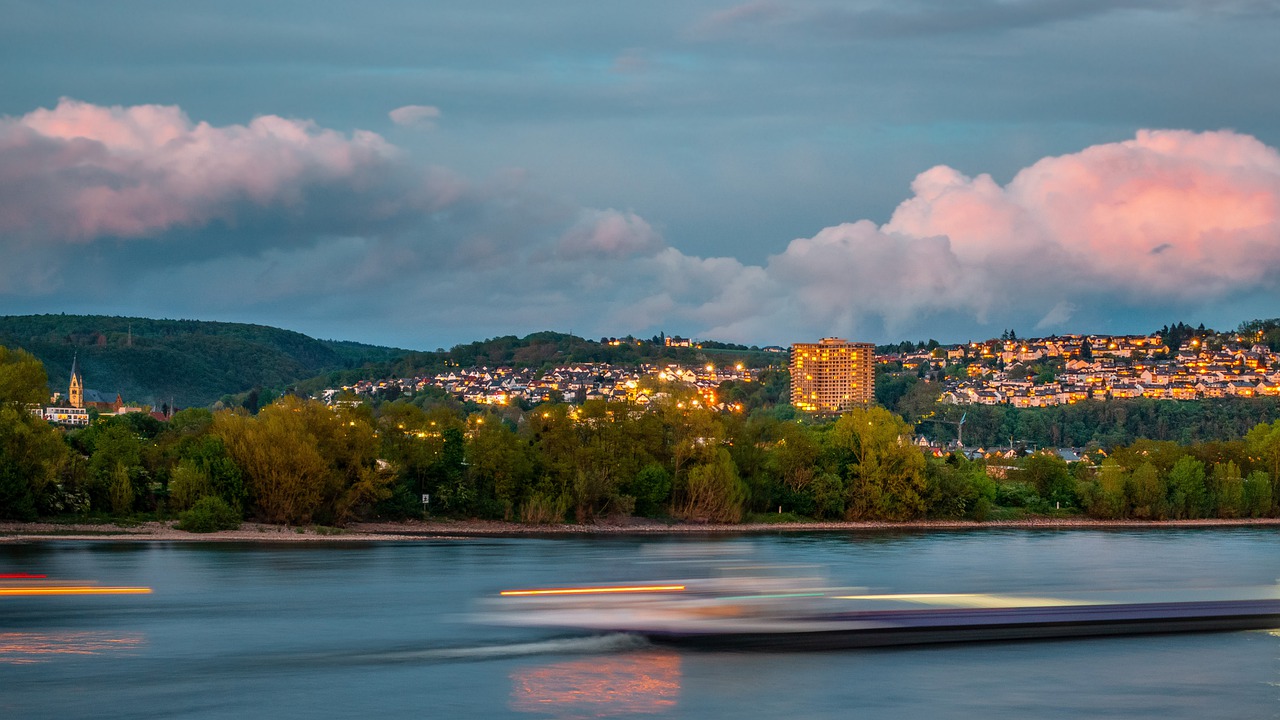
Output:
[
  {"xmin": 0, "ymin": 314, "xmax": 410, "ymax": 408},
  {"xmin": 291, "ymin": 331, "xmax": 786, "ymax": 398}
]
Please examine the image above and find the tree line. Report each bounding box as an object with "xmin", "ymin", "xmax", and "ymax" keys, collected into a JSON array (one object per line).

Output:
[{"xmin": 5, "ymin": 345, "xmax": 1280, "ymax": 527}]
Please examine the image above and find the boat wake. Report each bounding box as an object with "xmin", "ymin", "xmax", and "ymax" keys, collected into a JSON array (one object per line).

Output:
[{"xmin": 345, "ymin": 633, "xmax": 651, "ymax": 664}]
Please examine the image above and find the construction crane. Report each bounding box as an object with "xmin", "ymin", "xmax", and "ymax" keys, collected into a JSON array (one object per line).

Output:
[{"xmin": 920, "ymin": 412, "xmax": 966, "ymax": 448}]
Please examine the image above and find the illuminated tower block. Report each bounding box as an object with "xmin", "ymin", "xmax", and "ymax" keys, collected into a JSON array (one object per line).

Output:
[{"xmin": 790, "ymin": 338, "xmax": 874, "ymax": 413}]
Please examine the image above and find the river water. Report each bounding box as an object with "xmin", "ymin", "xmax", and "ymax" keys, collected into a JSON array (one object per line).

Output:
[{"xmin": 3, "ymin": 529, "xmax": 1279, "ymax": 719}]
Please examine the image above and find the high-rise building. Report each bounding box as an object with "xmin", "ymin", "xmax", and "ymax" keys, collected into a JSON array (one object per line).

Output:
[{"xmin": 790, "ymin": 338, "xmax": 875, "ymax": 413}]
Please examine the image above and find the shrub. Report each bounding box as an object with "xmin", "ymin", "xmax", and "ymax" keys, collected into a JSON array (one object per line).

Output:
[
  {"xmin": 177, "ymin": 496, "xmax": 241, "ymax": 533},
  {"xmin": 521, "ymin": 492, "xmax": 569, "ymax": 524}
]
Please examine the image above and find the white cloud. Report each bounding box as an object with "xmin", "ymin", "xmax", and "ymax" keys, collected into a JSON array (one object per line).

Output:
[{"xmin": 389, "ymin": 105, "xmax": 442, "ymax": 129}]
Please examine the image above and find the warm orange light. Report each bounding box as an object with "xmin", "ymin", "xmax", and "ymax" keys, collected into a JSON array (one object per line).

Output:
[
  {"xmin": 0, "ymin": 586, "xmax": 152, "ymax": 597},
  {"xmin": 500, "ymin": 585, "xmax": 685, "ymax": 597}
]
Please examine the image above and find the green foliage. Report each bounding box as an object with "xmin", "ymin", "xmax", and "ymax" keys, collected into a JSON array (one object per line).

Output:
[
  {"xmin": 627, "ymin": 464, "xmax": 672, "ymax": 517},
  {"xmin": 995, "ymin": 481, "xmax": 1041, "ymax": 510},
  {"xmin": 0, "ymin": 405, "xmax": 71, "ymax": 520},
  {"xmin": 177, "ymin": 496, "xmax": 242, "ymax": 532},
  {"xmin": 1166, "ymin": 456, "xmax": 1207, "ymax": 519},
  {"xmin": 1209, "ymin": 461, "xmax": 1244, "ymax": 518},
  {"xmin": 811, "ymin": 472, "xmax": 846, "ymax": 520},
  {"xmin": 15, "ymin": 332, "xmax": 1280, "ymax": 527},
  {"xmin": 909, "ymin": 398, "xmax": 1280, "ymax": 449},
  {"xmin": 925, "ymin": 456, "xmax": 994, "ymax": 519},
  {"xmin": 107, "ymin": 464, "xmax": 134, "ymax": 515},
  {"xmin": 1013, "ymin": 453, "xmax": 1076, "ymax": 508},
  {"xmin": 213, "ymin": 397, "xmax": 392, "ymax": 525},
  {"xmin": 834, "ymin": 407, "xmax": 928, "ymax": 521},
  {"xmin": 677, "ymin": 448, "xmax": 746, "ymax": 522},
  {"xmin": 0, "ymin": 346, "xmax": 50, "ymax": 407},
  {"xmin": 1243, "ymin": 471, "xmax": 1272, "ymax": 517}
]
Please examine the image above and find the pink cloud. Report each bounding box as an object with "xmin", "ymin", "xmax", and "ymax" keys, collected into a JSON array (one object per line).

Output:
[
  {"xmin": 0, "ymin": 97, "xmax": 404, "ymax": 241},
  {"xmin": 659, "ymin": 129, "xmax": 1280, "ymax": 342},
  {"xmin": 885, "ymin": 129, "xmax": 1280, "ymax": 301},
  {"xmin": 557, "ymin": 209, "xmax": 662, "ymax": 258}
]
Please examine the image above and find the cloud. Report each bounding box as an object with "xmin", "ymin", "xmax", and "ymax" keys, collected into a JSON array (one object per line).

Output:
[
  {"xmin": 1035, "ymin": 301, "xmax": 1077, "ymax": 329},
  {"xmin": 557, "ymin": 209, "xmax": 662, "ymax": 258},
  {"xmin": 719, "ymin": 128, "xmax": 1280, "ymax": 341},
  {"xmin": 0, "ymin": 97, "xmax": 422, "ymax": 244},
  {"xmin": 883, "ymin": 129, "xmax": 1280, "ymax": 300},
  {"xmin": 5, "ymin": 98, "xmax": 1280, "ymax": 348},
  {"xmin": 389, "ymin": 104, "xmax": 442, "ymax": 129}
]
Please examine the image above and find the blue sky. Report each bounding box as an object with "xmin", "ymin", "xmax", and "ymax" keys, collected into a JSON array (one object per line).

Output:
[{"xmin": 3, "ymin": 1, "xmax": 1280, "ymax": 349}]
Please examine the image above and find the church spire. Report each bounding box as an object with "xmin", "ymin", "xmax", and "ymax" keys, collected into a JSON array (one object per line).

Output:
[{"xmin": 69, "ymin": 353, "xmax": 83, "ymax": 409}]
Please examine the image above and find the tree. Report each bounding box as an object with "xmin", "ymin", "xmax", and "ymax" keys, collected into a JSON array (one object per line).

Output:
[
  {"xmin": 0, "ymin": 406, "xmax": 70, "ymax": 519},
  {"xmin": 1209, "ymin": 461, "xmax": 1244, "ymax": 518},
  {"xmin": 1245, "ymin": 420, "xmax": 1280, "ymax": 512},
  {"xmin": 627, "ymin": 464, "xmax": 672, "ymax": 517},
  {"xmin": 1243, "ymin": 470, "xmax": 1272, "ymax": 517},
  {"xmin": 1087, "ymin": 459, "xmax": 1127, "ymax": 518},
  {"xmin": 770, "ymin": 421, "xmax": 822, "ymax": 492},
  {"xmin": 214, "ymin": 407, "xmax": 328, "ymax": 523},
  {"xmin": 1127, "ymin": 461, "xmax": 1165, "ymax": 519},
  {"xmin": 87, "ymin": 422, "xmax": 143, "ymax": 514},
  {"xmin": 213, "ymin": 397, "xmax": 390, "ymax": 525},
  {"xmin": 833, "ymin": 407, "xmax": 928, "ymax": 521},
  {"xmin": 1016, "ymin": 453, "xmax": 1076, "ymax": 508},
  {"xmin": 676, "ymin": 448, "xmax": 745, "ymax": 522},
  {"xmin": 0, "ymin": 346, "xmax": 50, "ymax": 407},
  {"xmin": 1078, "ymin": 338, "xmax": 1093, "ymax": 360},
  {"xmin": 468, "ymin": 417, "xmax": 533, "ymax": 520},
  {"xmin": 1166, "ymin": 455, "xmax": 1207, "ymax": 519}
]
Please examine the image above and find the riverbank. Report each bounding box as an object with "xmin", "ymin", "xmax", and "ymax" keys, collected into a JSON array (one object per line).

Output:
[{"xmin": 4, "ymin": 516, "xmax": 1280, "ymax": 542}]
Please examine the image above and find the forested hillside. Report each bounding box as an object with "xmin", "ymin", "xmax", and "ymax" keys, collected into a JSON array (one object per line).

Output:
[{"xmin": 0, "ymin": 315, "xmax": 408, "ymax": 407}]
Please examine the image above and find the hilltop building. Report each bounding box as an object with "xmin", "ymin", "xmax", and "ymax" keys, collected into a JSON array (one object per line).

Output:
[
  {"xmin": 790, "ymin": 338, "xmax": 875, "ymax": 413},
  {"xmin": 40, "ymin": 354, "xmax": 141, "ymax": 425},
  {"xmin": 39, "ymin": 355, "xmax": 88, "ymax": 425}
]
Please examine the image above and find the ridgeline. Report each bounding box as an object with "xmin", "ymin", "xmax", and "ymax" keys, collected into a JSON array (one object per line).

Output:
[
  {"xmin": 0, "ymin": 316, "xmax": 781, "ymax": 408},
  {"xmin": 0, "ymin": 314, "xmax": 407, "ymax": 407}
]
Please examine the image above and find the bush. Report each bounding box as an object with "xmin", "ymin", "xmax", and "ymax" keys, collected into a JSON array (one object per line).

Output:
[{"xmin": 177, "ymin": 496, "xmax": 241, "ymax": 533}]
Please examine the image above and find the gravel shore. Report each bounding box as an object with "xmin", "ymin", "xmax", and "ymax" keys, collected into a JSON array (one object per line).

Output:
[{"xmin": 3, "ymin": 517, "xmax": 1280, "ymax": 542}]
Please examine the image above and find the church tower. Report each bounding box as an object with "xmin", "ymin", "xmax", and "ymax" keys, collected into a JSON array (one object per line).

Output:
[{"xmin": 69, "ymin": 354, "xmax": 84, "ymax": 409}]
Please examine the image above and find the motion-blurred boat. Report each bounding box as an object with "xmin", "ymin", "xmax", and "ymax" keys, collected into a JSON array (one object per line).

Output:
[{"xmin": 476, "ymin": 571, "xmax": 1280, "ymax": 650}]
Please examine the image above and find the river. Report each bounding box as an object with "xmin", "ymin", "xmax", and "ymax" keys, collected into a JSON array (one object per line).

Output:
[{"xmin": 3, "ymin": 529, "xmax": 1279, "ymax": 719}]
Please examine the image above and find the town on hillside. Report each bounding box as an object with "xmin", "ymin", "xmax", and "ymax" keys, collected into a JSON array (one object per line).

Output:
[
  {"xmin": 29, "ymin": 322, "xmax": 1280, "ymax": 434},
  {"xmin": 893, "ymin": 332, "xmax": 1280, "ymax": 408},
  {"xmin": 318, "ymin": 327, "xmax": 1280, "ymax": 414},
  {"xmin": 322, "ymin": 360, "xmax": 764, "ymax": 412}
]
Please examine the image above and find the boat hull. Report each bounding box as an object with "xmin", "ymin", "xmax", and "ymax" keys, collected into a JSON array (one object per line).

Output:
[{"xmin": 640, "ymin": 599, "xmax": 1280, "ymax": 650}]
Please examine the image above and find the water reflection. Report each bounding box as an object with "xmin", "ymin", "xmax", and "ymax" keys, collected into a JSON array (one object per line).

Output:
[
  {"xmin": 510, "ymin": 650, "xmax": 681, "ymax": 718},
  {"xmin": 0, "ymin": 631, "xmax": 146, "ymax": 664}
]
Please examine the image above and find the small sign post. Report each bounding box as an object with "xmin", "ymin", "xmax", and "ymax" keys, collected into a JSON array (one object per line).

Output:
[{"xmin": 422, "ymin": 494, "xmax": 430, "ymax": 516}]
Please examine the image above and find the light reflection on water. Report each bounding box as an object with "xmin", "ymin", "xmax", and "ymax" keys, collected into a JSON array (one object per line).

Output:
[
  {"xmin": 510, "ymin": 650, "xmax": 681, "ymax": 718},
  {"xmin": 0, "ymin": 630, "xmax": 145, "ymax": 664}
]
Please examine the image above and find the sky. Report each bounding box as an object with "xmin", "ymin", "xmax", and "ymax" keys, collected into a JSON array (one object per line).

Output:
[{"xmin": 3, "ymin": 1, "xmax": 1280, "ymax": 350}]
